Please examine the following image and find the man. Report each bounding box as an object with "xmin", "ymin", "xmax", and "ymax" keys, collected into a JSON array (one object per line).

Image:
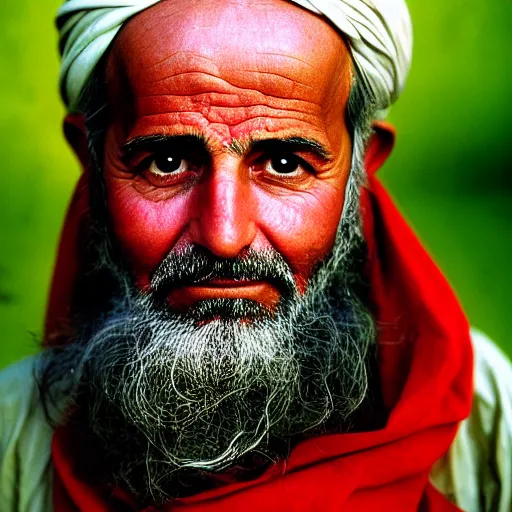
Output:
[{"xmin": 1, "ymin": 0, "xmax": 511, "ymax": 510}]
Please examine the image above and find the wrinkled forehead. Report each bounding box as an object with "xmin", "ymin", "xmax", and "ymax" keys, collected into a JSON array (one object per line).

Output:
[{"xmin": 106, "ymin": 0, "xmax": 351, "ymax": 103}]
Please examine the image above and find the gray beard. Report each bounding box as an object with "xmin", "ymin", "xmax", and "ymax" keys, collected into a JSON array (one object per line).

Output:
[{"xmin": 39, "ymin": 157, "xmax": 377, "ymax": 504}]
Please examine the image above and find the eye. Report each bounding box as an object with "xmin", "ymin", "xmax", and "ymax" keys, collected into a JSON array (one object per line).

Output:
[
  {"xmin": 264, "ymin": 154, "xmax": 304, "ymax": 176},
  {"xmin": 149, "ymin": 152, "xmax": 189, "ymax": 176}
]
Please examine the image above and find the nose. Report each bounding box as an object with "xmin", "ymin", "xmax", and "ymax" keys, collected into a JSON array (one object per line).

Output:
[{"xmin": 191, "ymin": 158, "xmax": 257, "ymax": 258}]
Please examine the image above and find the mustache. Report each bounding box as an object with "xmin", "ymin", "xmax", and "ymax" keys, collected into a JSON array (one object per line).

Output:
[{"xmin": 150, "ymin": 246, "xmax": 298, "ymax": 300}]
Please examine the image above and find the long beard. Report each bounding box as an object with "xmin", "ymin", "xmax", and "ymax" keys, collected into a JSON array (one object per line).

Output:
[{"xmin": 39, "ymin": 157, "xmax": 377, "ymax": 504}]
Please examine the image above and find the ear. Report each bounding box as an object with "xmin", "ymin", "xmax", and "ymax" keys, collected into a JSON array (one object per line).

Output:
[
  {"xmin": 64, "ymin": 113, "xmax": 89, "ymax": 172},
  {"xmin": 364, "ymin": 120, "xmax": 396, "ymax": 176}
]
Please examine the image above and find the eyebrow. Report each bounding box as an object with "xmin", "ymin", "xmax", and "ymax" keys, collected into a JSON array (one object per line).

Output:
[
  {"xmin": 121, "ymin": 133, "xmax": 333, "ymax": 163},
  {"xmin": 231, "ymin": 136, "xmax": 333, "ymax": 162},
  {"xmin": 121, "ymin": 133, "xmax": 208, "ymax": 162}
]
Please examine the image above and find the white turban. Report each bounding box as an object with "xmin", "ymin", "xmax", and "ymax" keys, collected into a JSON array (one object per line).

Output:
[{"xmin": 57, "ymin": 0, "xmax": 412, "ymax": 115}]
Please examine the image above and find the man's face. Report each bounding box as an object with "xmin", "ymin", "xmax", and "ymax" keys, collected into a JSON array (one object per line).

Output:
[
  {"xmin": 102, "ymin": 0, "xmax": 353, "ymax": 310},
  {"xmin": 42, "ymin": 0, "xmax": 375, "ymax": 502}
]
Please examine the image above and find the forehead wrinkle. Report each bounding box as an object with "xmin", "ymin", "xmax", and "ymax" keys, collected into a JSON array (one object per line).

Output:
[
  {"xmin": 131, "ymin": 114, "xmax": 326, "ymax": 136},
  {"xmin": 133, "ymin": 110, "xmax": 321, "ymax": 132},
  {"xmin": 141, "ymin": 51, "xmax": 216, "ymax": 72},
  {"xmin": 256, "ymin": 51, "xmax": 315, "ymax": 71},
  {"xmin": 133, "ymin": 71, "xmax": 324, "ymax": 112},
  {"xmin": 137, "ymin": 77, "xmax": 312, "ymax": 104},
  {"xmin": 131, "ymin": 74, "xmax": 322, "ymax": 114},
  {"xmin": 114, "ymin": 7, "xmax": 345, "ymax": 88},
  {"xmin": 139, "ymin": 65, "xmax": 315, "ymax": 95},
  {"xmin": 136, "ymin": 93, "xmax": 321, "ymax": 114},
  {"xmin": 240, "ymin": 70, "xmax": 313, "ymax": 90},
  {"xmin": 109, "ymin": 5, "xmax": 351, "ymax": 116},
  {"xmin": 142, "ymin": 51, "xmax": 222, "ymax": 77}
]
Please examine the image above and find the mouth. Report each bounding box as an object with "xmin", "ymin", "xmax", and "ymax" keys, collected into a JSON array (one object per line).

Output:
[{"xmin": 166, "ymin": 279, "xmax": 281, "ymax": 312}]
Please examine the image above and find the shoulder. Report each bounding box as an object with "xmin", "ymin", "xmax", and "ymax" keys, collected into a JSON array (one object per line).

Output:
[
  {"xmin": 0, "ymin": 355, "xmax": 41, "ymax": 417},
  {"xmin": 431, "ymin": 328, "xmax": 512, "ymax": 512},
  {"xmin": 0, "ymin": 355, "xmax": 53, "ymax": 512},
  {"xmin": 471, "ymin": 329, "xmax": 512, "ymax": 412}
]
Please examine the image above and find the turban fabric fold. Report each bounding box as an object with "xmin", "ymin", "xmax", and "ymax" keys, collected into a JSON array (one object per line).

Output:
[{"xmin": 57, "ymin": 0, "xmax": 412, "ymax": 114}]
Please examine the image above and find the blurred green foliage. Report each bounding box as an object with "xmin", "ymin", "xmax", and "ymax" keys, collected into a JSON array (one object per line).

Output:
[{"xmin": 0, "ymin": 0, "xmax": 510, "ymax": 368}]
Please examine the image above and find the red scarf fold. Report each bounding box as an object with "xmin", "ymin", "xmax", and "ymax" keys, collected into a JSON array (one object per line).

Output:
[{"xmin": 47, "ymin": 173, "xmax": 473, "ymax": 511}]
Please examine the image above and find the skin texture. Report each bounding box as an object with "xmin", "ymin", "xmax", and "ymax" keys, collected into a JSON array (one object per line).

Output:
[{"xmin": 101, "ymin": 0, "xmax": 354, "ymax": 310}]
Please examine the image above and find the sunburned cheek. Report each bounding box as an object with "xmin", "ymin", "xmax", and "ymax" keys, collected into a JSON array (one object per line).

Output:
[
  {"xmin": 255, "ymin": 188, "xmax": 344, "ymax": 292},
  {"xmin": 106, "ymin": 184, "xmax": 190, "ymax": 287}
]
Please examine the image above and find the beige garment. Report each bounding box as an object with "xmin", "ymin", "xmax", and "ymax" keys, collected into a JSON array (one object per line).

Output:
[
  {"xmin": 0, "ymin": 329, "xmax": 511, "ymax": 511},
  {"xmin": 430, "ymin": 329, "xmax": 512, "ymax": 511}
]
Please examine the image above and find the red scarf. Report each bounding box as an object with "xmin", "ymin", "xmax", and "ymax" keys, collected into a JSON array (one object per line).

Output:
[{"xmin": 46, "ymin": 171, "xmax": 473, "ymax": 511}]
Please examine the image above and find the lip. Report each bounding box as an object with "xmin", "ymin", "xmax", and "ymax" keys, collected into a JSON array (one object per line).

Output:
[
  {"xmin": 195, "ymin": 278, "xmax": 257, "ymax": 287},
  {"xmin": 166, "ymin": 280, "xmax": 281, "ymax": 311}
]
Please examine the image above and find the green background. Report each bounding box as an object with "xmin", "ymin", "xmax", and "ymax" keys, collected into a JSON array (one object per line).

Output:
[{"xmin": 0, "ymin": 0, "xmax": 510, "ymax": 368}]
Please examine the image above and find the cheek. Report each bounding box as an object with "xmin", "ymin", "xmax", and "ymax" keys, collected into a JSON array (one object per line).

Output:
[
  {"xmin": 105, "ymin": 178, "xmax": 345, "ymax": 293},
  {"xmin": 106, "ymin": 178, "xmax": 191, "ymax": 288},
  {"xmin": 255, "ymin": 186, "xmax": 344, "ymax": 291}
]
